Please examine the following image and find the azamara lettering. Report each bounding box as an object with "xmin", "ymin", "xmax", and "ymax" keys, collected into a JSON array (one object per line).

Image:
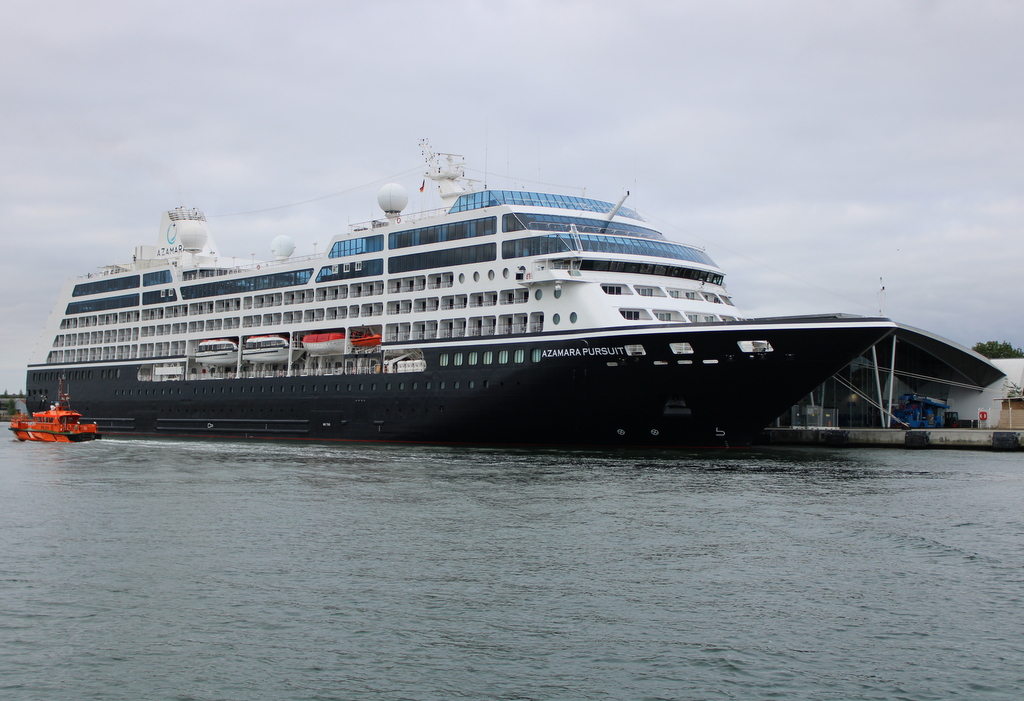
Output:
[{"xmin": 540, "ymin": 346, "xmax": 625, "ymax": 358}]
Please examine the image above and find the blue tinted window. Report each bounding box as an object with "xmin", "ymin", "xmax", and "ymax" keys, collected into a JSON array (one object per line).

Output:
[
  {"xmin": 451, "ymin": 190, "xmax": 643, "ymax": 221},
  {"xmin": 180, "ymin": 269, "xmax": 313, "ymax": 299},
  {"xmin": 503, "ymin": 213, "xmax": 665, "ymax": 240},
  {"xmin": 388, "ymin": 243, "xmax": 497, "ymax": 274},
  {"xmin": 66, "ymin": 293, "xmax": 139, "ymax": 315},
  {"xmin": 72, "ymin": 275, "xmax": 140, "ymax": 297},
  {"xmin": 316, "ymin": 259, "xmax": 384, "ymax": 282},
  {"xmin": 142, "ymin": 289, "xmax": 179, "ymax": 305},
  {"xmin": 143, "ymin": 270, "xmax": 173, "ymax": 286},
  {"xmin": 501, "ymin": 234, "xmax": 716, "ymax": 267},
  {"xmin": 328, "ymin": 235, "xmax": 384, "ymax": 259},
  {"xmin": 388, "ymin": 216, "xmax": 495, "ymax": 249}
]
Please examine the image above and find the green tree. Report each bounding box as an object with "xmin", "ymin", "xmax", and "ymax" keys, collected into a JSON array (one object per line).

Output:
[{"xmin": 972, "ymin": 340, "xmax": 1024, "ymax": 358}]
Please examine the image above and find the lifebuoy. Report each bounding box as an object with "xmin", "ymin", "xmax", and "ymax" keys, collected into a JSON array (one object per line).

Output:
[
  {"xmin": 256, "ymin": 264, "xmax": 261, "ymax": 270},
  {"xmin": 396, "ymin": 216, "xmax": 401, "ymax": 223},
  {"xmin": 979, "ymin": 410, "xmax": 989, "ymax": 421}
]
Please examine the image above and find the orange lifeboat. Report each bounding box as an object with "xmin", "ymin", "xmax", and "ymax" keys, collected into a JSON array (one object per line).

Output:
[
  {"xmin": 302, "ymin": 332, "xmax": 347, "ymax": 356},
  {"xmin": 9, "ymin": 381, "xmax": 101, "ymax": 443},
  {"xmin": 349, "ymin": 330, "xmax": 382, "ymax": 347}
]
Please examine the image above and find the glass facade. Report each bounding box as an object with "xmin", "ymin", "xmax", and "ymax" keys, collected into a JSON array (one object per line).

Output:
[
  {"xmin": 503, "ymin": 213, "xmax": 666, "ymax": 241},
  {"xmin": 315, "ymin": 259, "xmax": 384, "ymax": 283},
  {"xmin": 142, "ymin": 289, "xmax": 179, "ymax": 305},
  {"xmin": 388, "ymin": 243, "xmax": 497, "ymax": 274},
  {"xmin": 580, "ymin": 259, "xmax": 724, "ymax": 286},
  {"xmin": 451, "ymin": 190, "xmax": 643, "ymax": 221},
  {"xmin": 502, "ymin": 233, "xmax": 717, "ymax": 267},
  {"xmin": 328, "ymin": 235, "xmax": 384, "ymax": 259},
  {"xmin": 72, "ymin": 275, "xmax": 140, "ymax": 297},
  {"xmin": 388, "ymin": 217, "xmax": 495, "ymax": 249},
  {"xmin": 143, "ymin": 270, "xmax": 173, "ymax": 286},
  {"xmin": 66, "ymin": 293, "xmax": 139, "ymax": 315},
  {"xmin": 180, "ymin": 269, "xmax": 313, "ymax": 300}
]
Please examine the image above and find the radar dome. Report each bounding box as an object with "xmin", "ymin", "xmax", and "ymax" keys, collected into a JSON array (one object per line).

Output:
[
  {"xmin": 378, "ymin": 183, "xmax": 408, "ymax": 217},
  {"xmin": 174, "ymin": 219, "xmax": 209, "ymax": 252},
  {"xmin": 271, "ymin": 235, "xmax": 296, "ymax": 260}
]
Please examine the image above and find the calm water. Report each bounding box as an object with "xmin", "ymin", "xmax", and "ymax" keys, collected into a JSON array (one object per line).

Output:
[{"xmin": 1, "ymin": 434, "xmax": 1022, "ymax": 701}]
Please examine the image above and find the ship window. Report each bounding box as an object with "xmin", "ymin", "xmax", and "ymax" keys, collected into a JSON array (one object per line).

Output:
[
  {"xmin": 454, "ymin": 353, "xmax": 464, "ymax": 366},
  {"xmin": 514, "ymin": 349, "xmax": 525, "ymax": 363},
  {"xmin": 552, "ymin": 313, "xmax": 560, "ymax": 325},
  {"xmin": 469, "ymin": 380, "xmax": 475, "ymax": 389},
  {"xmin": 669, "ymin": 342, "xmax": 695, "ymax": 355},
  {"xmin": 388, "ymin": 216, "xmax": 496, "ymax": 249},
  {"xmin": 624, "ymin": 345, "xmax": 646, "ymax": 356},
  {"xmin": 601, "ymin": 285, "xmax": 625, "ymax": 295},
  {"xmin": 620, "ymin": 310, "xmax": 642, "ymax": 320},
  {"xmin": 468, "ymin": 352, "xmax": 478, "ymax": 365},
  {"xmin": 531, "ymin": 349, "xmax": 542, "ymax": 362},
  {"xmin": 328, "ymin": 234, "xmax": 384, "ymax": 258},
  {"xmin": 388, "ymin": 243, "xmax": 497, "ymax": 275},
  {"xmin": 498, "ymin": 350, "xmax": 509, "ymax": 364},
  {"xmin": 737, "ymin": 340, "xmax": 774, "ymax": 353},
  {"xmin": 483, "ymin": 351, "xmax": 493, "ymax": 365},
  {"xmin": 439, "ymin": 353, "xmax": 449, "ymax": 366},
  {"xmin": 72, "ymin": 275, "xmax": 140, "ymax": 297},
  {"xmin": 570, "ymin": 312, "xmax": 578, "ymax": 323}
]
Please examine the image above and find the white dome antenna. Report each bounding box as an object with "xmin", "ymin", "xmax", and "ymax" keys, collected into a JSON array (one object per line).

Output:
[
  {"xmin": 271, "ymin": 235, "xmax": 296, "ymax": 260},
  {"xmin": 378, "ymin": 183, "xmax": 408, "ymax": 220}
]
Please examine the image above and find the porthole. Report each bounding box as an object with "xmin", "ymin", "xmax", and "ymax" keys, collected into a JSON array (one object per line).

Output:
[
  {"xmin": 459, "ymin": 273, "xmax": 465, "ymax": 284},
  {"xmin": 386, "ymin": 382, "xmax": 392, "ymax": 390},
  {"xmin": 469, "ymin": 380, "xmax": 475, "ymax": 389},
  {"xmin": 487, "ymin": 270, "xmax": 495, "ymax": 281},
  {"xmin": 552, "ymin": 313, "xmax": 561, "ymax": 325},
  {"xmin": 502, "ymin": 268, "xmax": 509, "ymax": 279},
  {"xmin": 570, "ymin": 312, "xmax": 578, "ymax": 323},
  {"xmin": 453, "ymin": 381, "xmax": 460, "ymax": 389},
  {"xmin": 371, "ymin": 383, "xmax": 377, "ymax": 391},
  {"xmin": 439, "ymin": 381, "xmax": 446, "ymax": 389},
  {"xmin": 553, "ymin": 287, "xmax": 562, "ymax": 299},
  {"xmin": 473, "ymin": 271, "xmax": 480, "ymax": 282},
  {"xmin": 535, "ymin": 289, "xmax": 543, "ymax": 301}
]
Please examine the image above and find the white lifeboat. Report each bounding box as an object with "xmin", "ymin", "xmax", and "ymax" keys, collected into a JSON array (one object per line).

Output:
[
  {"xmin": 242, "ymin": 335, "xmax": 290, "ymax": 364},
  {"xmin": 195, "ymin": 339, "xmax": 239, "ymax": 366}
]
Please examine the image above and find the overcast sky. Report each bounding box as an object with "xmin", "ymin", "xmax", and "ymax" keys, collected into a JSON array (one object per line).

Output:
[{"xmin": 2, "ymin": 0, "xmax": 1022, "ymax": 393}]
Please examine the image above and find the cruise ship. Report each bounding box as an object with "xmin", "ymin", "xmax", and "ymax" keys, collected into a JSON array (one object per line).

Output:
[{"xmin": 23, "ymin": 145, "xmax": 896, "ymax": 447}]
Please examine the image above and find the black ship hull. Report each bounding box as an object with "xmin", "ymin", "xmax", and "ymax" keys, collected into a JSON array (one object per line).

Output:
[{"xmin": 25, "ymin": 317, "xmax": 894, "ymax": 448}]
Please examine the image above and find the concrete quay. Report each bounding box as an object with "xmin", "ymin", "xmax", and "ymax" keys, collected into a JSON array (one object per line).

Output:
[{"xmin": 760, "ymin": 427, "xmax": 1021, "ymax": 451}]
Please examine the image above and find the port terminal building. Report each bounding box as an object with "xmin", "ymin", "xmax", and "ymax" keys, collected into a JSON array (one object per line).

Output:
[{"xmin": 779, "ymin": 320, "xmax": 1017, "ymax": 430}]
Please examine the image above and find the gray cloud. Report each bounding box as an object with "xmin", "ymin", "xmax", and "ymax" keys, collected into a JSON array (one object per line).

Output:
[{"xmin": 2, "ymin": 0, "xmax": 1022, "ymax": 391}]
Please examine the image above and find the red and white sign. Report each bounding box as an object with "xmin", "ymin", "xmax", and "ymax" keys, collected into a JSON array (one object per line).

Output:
[{"xmin": 979, "ymin": 410, "xmax": 989, "ymax": 421}]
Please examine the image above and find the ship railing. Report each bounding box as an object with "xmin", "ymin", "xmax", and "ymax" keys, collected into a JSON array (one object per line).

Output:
[{"xmin": 348, "ymin": 207, "xmax": 448, "ymax": 233}]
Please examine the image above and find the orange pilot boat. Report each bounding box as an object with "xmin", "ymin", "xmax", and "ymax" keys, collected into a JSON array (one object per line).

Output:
[{"xmin": 9, "ymin": 381, "xmax": 101, "ymax": 443}]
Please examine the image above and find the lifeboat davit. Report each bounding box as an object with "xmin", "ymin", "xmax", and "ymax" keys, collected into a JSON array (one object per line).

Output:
[
  {"xmin": 302, "ymin": 332, "xmax": 347, "ymax": 356},
  {"xmin": 195, "ymin": 338, "xmax": 239, "ymax": 366},
  {"xmin": 242, "ymin": 335, "xmax": 290, "ymax": 363},
  {"xmin": 9, "ymin": 381, "xmax": 100, "ymax": 443}
]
